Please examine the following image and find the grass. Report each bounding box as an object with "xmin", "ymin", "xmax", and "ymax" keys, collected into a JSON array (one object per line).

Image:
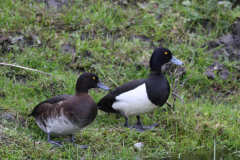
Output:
[{"xmin": 1, "ymin": 0, "xmax": 240, "ymax": 159}]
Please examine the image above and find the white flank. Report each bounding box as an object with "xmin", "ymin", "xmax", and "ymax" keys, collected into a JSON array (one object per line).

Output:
[
  {"xmin": 35, "ymin": 108, "xmax": 83, "ymax": 135},
  {"xmin": 112, "ymin": 83, "xmax": 158, "ymax": 117},
  {"xmin": 57, "ymin": 101, "xmax": 63, "ymax": 105}
]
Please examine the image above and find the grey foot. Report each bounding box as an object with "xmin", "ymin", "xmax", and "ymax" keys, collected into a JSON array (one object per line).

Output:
[
  {"xmin": 78, "ymin": 145, "xmax": 89, "ymax": 149},
  {"xmin": 47, "ymin": 133, "xmax": 63, "ymax": 147},
  {"xmin": 131, "ymin": 123, "xmax": 159, "ymax": 132},
  {"xmin": 129, "ymin": 125, "xmax": 145, "ymax": 132},
  {"xmin": 48, "ymin": 141, "xmax": 63, "ymax": 147},
  {"xmin": 64, "ymin": 134, "xmax": 89, "ymax": 149},
  {"xmin": 59, "ymin": 139, "xmax": 89, "ymax": 149}
]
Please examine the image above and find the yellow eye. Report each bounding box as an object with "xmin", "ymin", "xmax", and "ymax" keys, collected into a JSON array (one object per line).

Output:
[
  {"xmin": 93, "ymin": 77, "xmax": 96, "ymax": 80},
  {"xmin": 165, "ymin": 52, "xmax": 168, "ymax": 55}
]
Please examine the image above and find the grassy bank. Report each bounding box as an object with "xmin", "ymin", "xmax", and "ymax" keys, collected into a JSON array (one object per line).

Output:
[{"xmin": 1, "ymin": 0, "xmax": 240, "ymax": 159}]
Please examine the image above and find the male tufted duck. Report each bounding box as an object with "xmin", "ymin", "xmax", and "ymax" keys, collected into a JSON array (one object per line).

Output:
[
  {"xmin": 97, "ymin": 47, "xmax": 183, "ymax": 132},
  {"xmin": 28, "ymin": 73, "xmax": 109, "ymax": 147}
]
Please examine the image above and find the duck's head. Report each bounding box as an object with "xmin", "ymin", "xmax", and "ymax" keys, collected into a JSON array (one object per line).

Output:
[
  {"xmin": 76, "ymin": 72, "xmax": 110, "ymax": 93},
  {"xmin": 150, "ymin": 47, "xmax": 183, "ymax": 72}
]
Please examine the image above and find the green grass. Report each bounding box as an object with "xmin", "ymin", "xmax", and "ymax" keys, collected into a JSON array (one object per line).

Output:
[{"xmin": 1, "ymin": 0, "xmax": 240, "ymax": 159}]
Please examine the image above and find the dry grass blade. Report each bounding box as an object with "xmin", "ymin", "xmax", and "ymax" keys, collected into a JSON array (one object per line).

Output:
[
  {"xmin": 107, "ymin": 76, "xmax": 118, "ymax": 87},
  {"xmin": 169, "ymin": 66, "xmax": 192, "ymax": 110},
  {"xmin": 0, "ymin": 62, "xmax": 52, "ymax": 76}
]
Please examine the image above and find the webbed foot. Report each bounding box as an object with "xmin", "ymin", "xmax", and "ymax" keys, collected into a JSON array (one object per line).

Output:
[
  {"xmin": 47, "ymin": 133, "xmax": 63, "ymax": 147},
  {"xmin": 130, "ymin": 116, "xmax": 159, "ymax": 132}
]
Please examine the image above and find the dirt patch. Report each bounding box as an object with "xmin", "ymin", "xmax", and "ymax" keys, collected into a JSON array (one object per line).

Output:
[
  {"xmin": 205, "ymin": 18, "xmax": 240, "ymax": 80},
  {"xmin": 0, "ymin": 136, "xmax": 11, "ymax": 146},
  {"xmin": 1, "ymin": 112, "xmax": 15, "ymax": 122},
  {"xmin": 0, "ymin": 112, "xmax": 26, "ymax": 125},
  {"xmin": 0, "ymin": 37, "xmax": 14, "ymax": 54},
  {"xmin": 80, "ymin": 33, "xmax": 96, "ymax": 41},
  {"xmin": 204, "ymin": 62, "xmax": 232, "ymax": 80},
  {"xmin": 210, "ymin": 19, "xmax": 240, "ymax": 57},
  {"xmin": 113, "ymin": 0, "xmax": 150, "ymax": 7},
  {"xmin": 35, "ymin": 0, "xmax": 72, "ymax": 9},
  {"xmin": 0, "ymin": 91, "xmax": 6, "ymax": 99},
  {"xmin": 232, "ymin": 0, "xmax": 240, "ymax": 9},
  {"xmin": 61, "ymin": 44, "xmax": 76, "ymax": 55},
  {"xmin": 66, "ymin": 62, "xmax": 86, "ymax": 73},
  {"xmin": 0, "ymin": 34, "xmax": 41, "ymax": 54},
  {"xmin": 13, "ymin": 76, "xmax": 27, "ymax": 85},
  {"xmin": 129, "ymin": 35, "xmax": 152, "ymax": 43},
  {"xmin": 0, "ymin": 68, "xmax": 28, "ymax": 85},
  {"xmin": 129, "ymin": 35, "xmax": 158, "ymax": 49},
  {"xmin": 188, "ymin": 19, "xmax": 216, "ymax": 34},
  {"xmin": 62, "ymin": 44, "xmax": 94, "ymax": 73},
  {"xmin": 200, "ymin": 18, "xmax": 240, "ymax": 101}
]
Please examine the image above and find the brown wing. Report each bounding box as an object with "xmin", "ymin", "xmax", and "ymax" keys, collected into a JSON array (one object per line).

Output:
[{"xmin": 28, "ymin": 94, "xmax": 72, "ymax": 117}]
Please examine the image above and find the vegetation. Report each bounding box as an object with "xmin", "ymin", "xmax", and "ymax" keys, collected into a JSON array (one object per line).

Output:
[{"xmin": 0, "ymin": 0, "xmax": 240, "ymax": 159}]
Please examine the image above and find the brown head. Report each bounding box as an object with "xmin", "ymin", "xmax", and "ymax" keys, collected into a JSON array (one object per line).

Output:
[{"xmin": 76, "ymin": 72, "xmax": 109, "ymax": 93}]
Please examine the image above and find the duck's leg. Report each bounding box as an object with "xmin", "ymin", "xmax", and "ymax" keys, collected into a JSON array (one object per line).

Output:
[
  {"xmin": 69, "ymin": 133, "xmax": 75, "ymax": 144},
  {"xmin": 69, "ymin": 134, "xmax": 88, "ymax": 149},
  {"xmin": 124, "ymin": 116, "xmax": 144, "ymax": 131},
  {"xmin": 47, "ymin": 133, "xmax": 62, "ymax": 146},
  {"xmin": 124, "ymin": 116, "xmax": 130, "ymax": 127},
  {"xmin": 136, "ymin": 116, "xmax": 143, "ymax": 126},
  {"xmin": 131, "ymin": 116, "xmax": 146, "ymax": 132},
  {"xmin": 132, "ymin": 116, "xmax": 159, "ymax": 132}
]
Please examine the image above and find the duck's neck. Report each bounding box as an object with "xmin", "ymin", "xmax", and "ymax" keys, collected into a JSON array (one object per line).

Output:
[
  {"xmin": 150, "ymin": 69, "xmax": 162, "ymax": 76},
  {"xmin": 76, "ymin": 88, "xmax": 89, "ymax": 94}
]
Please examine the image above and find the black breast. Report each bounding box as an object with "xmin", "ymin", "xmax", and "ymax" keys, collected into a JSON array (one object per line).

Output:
[{"xmin": 145, "ymin": 73, "xmax": 170, "ymax": 107}]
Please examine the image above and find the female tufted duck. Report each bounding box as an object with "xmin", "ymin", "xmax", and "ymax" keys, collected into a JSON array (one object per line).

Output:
[{"xmin": 28, "ymin": 72, "xmax": 109, "ymax": 147}]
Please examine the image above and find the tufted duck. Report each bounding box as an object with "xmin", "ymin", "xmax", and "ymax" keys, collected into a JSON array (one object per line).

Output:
[
  {"xmin": 28, "ymin": 73, "xmax": 109, "ymax": 147},
  {"xmin": 97, "ymin": 47, "xmax": 183, "ymax": 132}
]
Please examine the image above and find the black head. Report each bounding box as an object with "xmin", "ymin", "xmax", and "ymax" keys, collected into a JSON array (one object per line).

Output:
[
  {"xmin": 150, "ymin": 47, "xmax": 183, "ymax": 72},
  {"xmin": 76, "ymin": 72, "xmax": 109, "ymax": 93}
]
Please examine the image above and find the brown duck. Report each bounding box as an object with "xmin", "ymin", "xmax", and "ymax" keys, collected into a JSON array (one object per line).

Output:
[{"xmin": 28, "ymin": 72, "xmax": 109, "ymax": 147}]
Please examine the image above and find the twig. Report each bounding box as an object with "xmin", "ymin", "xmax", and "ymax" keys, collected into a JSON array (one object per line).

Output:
[
  {"xmin": 0, "ymin": 62, "xmax": 52, "ymax": 76},
  {"xmin": 180, "ymin": 75, "xmax": 192, "ymax": 87},
  {"xmin": 168, "ymin": 65, "xmax": 191, "ymax": 111},
  {"xmin": 230, "ymin": 151, "xmax": 240, "ymax": 155},
  {"xmin": 233, "ymin": 65, "xmax": 240, "ymax": 69},
  {"xmin": 172, "ymin": 92, "xmax": 185, "ymax": 104},
  {"xmin": 99, "ymin": 68, "xmax": 118, "ymax": 87},
  {"xmin": 176, "ymin": 74, "xmax": 192, "ymax": 93},
  {"xmin": 107, "ymin": 76, "xmax": 118, "ymax": 87},
  {"xmin": 223, "ymin": 49, "xmax": 229, "ymax": 56}
]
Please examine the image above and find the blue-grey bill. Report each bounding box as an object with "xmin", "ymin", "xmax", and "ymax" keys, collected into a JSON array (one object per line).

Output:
[
  {"xmin": 97, "ymin": 82, "xmax": 110, "ymax": 90},
  {"xmin": 170, "ymin": 56, "xmax": 183, "ymax": 65}
]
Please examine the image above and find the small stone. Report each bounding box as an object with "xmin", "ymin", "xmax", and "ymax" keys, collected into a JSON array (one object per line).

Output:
[
  {"xmin": 2, "ymin": 112, "xmax": 15, "ymax": 122},
  {"xmin": 61, "ymin": 44, "xmax": 76, "ymax": 55},
  {"xmin": 134, "ymin": 142, "xmax": 144, "ymax": 150},
  {"xmin": 204, "ymin": 70, "xmax": 215, "ymax": 79},
  {"xmin": 218, "ymin": 1, "xmax": 232, "ymax": 8},
  {"xmin": 208, "ymin": 62, "xmax": 225, "ymax": 70},
  {"xmin": 220, "ymin": 34, "xmax": 234, "ymax": 46},
  {"xmin": 220, "ymin": 70, "xmax": 230, "ymax": 80}
]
